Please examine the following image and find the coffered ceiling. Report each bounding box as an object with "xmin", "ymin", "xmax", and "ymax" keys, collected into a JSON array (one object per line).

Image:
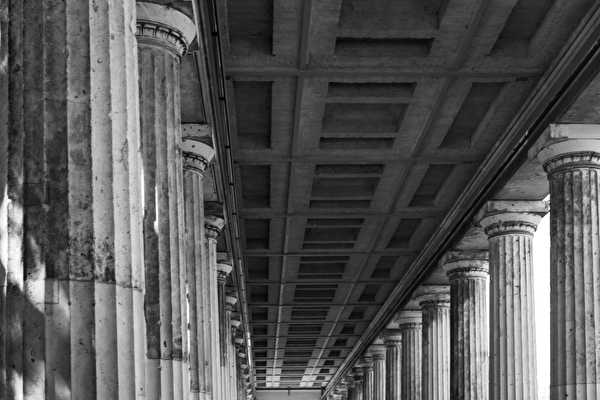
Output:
[{"xmin": 215, "ymin": 0, "xmax": 595, "ymax": 390}]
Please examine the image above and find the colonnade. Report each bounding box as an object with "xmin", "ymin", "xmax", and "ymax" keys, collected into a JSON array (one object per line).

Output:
[
  {"xmin": 0, "ymin": 1, "xmax": 252, "ymax": 399},
  {"xmin": 335, "ymin": 125, "xmax": 600, "ymax": 400}
]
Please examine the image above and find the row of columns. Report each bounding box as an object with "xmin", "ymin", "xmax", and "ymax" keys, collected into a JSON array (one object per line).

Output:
[
  {"xmin": 138, "ymin": 4, "xmax": 251, "ymax": 400},
  {"xmin": 0, "ymin": 1, "xmax": 253, "ymax": 399},
  {"xmin": 337, "ymin": 126, "xmax": 600, "ymax": 400}
]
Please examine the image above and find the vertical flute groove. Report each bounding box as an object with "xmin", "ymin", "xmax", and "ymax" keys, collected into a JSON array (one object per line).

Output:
[
  {"xmin": 401, "ymin": 322, "xmax": 422, "ymax": 400},
  {"xmin": 543, "ymin": 153, "xmax": 600, "ymax": 400},
  {"xmin": 371, "ymin": 347, "xmax": 386, "ymax": 400},
  {"xmin": 362, "ymin": 359, "xmax": 374, "ymax": 400},
  {"xmin": 3, "ymin": 0, "xmax": 142, "ymax": 398},
  {"xmin": 417, "ymin": 290, "xmax": 450, "ymax": 400},
  {"xmin": 444, "ymin": 253, "xmax": 489, "ymax": 400},
  {"xmin": 384, "ymin": 332, "xmax": 401, "ymax": 400},
  {"xmin": 482, "ymin": 209, "xmax": 541, "ymax": 400}
]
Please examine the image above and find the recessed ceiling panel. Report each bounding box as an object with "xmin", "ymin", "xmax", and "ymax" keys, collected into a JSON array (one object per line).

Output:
[{"xmin": 224, "ymin": 0, "xmax": 595, "ymax": 390}]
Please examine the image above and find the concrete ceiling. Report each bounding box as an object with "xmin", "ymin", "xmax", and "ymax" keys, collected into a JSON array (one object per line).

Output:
[{"xmin": 214, "ymin": 0, "xmax": 595, "ymax": 390}]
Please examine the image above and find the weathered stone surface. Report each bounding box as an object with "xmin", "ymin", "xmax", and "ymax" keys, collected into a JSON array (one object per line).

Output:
[
  {"xmin": 443, "ymin": 251, "xmax": 490, "ymax": 400},
  {"xmin": 137, "ymin": 2, "xmax": 196, "ymax": 398},
  {"xmin": 415, "ymin": 286, "xmax": 450, "ymax": 400},
  {"xmin": 205, "ymin": 204, "xmax": 225, "ymax": 400},
  {"xmin": 369, "ymin": 344, "xmax": 386, "ymax": 400},
  {"xmin": 217, "ymin": 262, "xmax": 232, "ymax": 400},
  {"xmin": 1, "ymin": 0, "xmax": 144, "ymax": 398},
  {"xmin": 183, "ymin": 135, "xmax": 214, "ymax": 399},
  {"xmin": 361, "ymin": 356, "xmax": 375, "ymax": 400},
  {"xmin": 352, "ymin": 368, "xmax": 365, "ymax": 400},
  {"xmin": 398, "ymin": 311, "xmax": 422, "ymax": 400},
  {"xmin": 384, "ymin": 329, "xmax": 402, "ymax": 400},
  {"xmin": 480, "ymin": 206, "xmax": 544, "ymax": 400},
  {"xmin": 535, "ymin": 126, "xmax": 600, "ymax": 400}
]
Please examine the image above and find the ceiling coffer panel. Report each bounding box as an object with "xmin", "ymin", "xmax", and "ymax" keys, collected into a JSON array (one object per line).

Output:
[{"xmin": 223, "ymin": 0, "xmax": 595, "ymax": 390}]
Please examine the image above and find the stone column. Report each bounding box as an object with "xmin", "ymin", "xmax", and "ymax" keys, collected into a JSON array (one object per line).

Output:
[
  {"xmin": 335, "ymin": 383, "xmax": 348, "ymax": 400},
  {"xmin": 384, "ymin": 329, "xmax": 402, "ymax": 400},
  {"xmin": 0, "ymin": 0, "xmax": 145, "ymax": 398},
  {"xmin": 137, "ymin": 3, "xmax": 196, "ymax": 400},
  {"xmin": 534, "ymin": 124, "xmax": 600, "ymax": 399},
  {"xmin": 398, "ymin": 311, "xmax": 422, "ymax": 400},
  {"xmin": 236, "ymin": 341, "xmax": 247, "ymax": 400},
  {"xmin": 352, "ymin": 368, "xmax": 365, "ymax": 400},
  {"xmin": 182, "ymin": 136, "xmax": 215, "ymax": 399},
  {"xmin": 442, "ymin": 250, "xmax": 489, "ymax": 400},
  {"xmin": 479, "ymin": 201, "xmax": 546, "ymax": 400},
  {"xmin": 345, "ymin": 375, "xmax": 355, "ymax": 400},
  {"xmin": 217, "ymin": 261, "xmax": 232, "ymax": 400},
  {"xmin": 205, "ymin": 204, "xmax": 225, "ymax": 400},
  {"xmin": 370, "ymin": 344, "xmax": 386, "ymax": 400},
  {"xmin": 225, "ymin": 296, "xmax": 238, "ymax": 400},
  {"xmin": 217, "ymin": 263, "xmax": 232, "ymax": 400},
  {"xmin": 240, "ymin": 355, "xmax": 250, "ymax": 400},
  {"xmin": 415, "ymin": 286, "xmax": 450, "ymax": 400},
  {"xmin": 362, "ymin": 356, "xmax": 375, "ymax": 400}
]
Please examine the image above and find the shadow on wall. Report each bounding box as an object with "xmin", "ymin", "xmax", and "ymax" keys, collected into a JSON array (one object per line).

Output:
[{"xmin": 0, "ymin": 196, "xmax": 72, "ymax": 397}]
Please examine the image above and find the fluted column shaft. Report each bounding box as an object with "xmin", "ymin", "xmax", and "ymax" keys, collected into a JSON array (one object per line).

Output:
[
  {"xmin": 384, "ymin": 331, "xmax": 402, "ymax": 400},
  {"xmin": 182, "ymin": 138, "xmax": 214, "ymax": 399},
  {"xmin": 234, "ymin": 346, "xmax": 242, "ymax": 400},
  {"xmin": 399, "ymin": 314, "xmax": 422, "ymax": 400},
  {"xmin": 0, "ymin": 0, "xmax": 144, "ymax": 398},
  {"xmin": 233, "ymin": 329, "xmax": 244, "ymax": 400},
  {"xmin": 216, "ymin": 263, "xmax": 232, "ymax": 400},
  {"xmin": 205, "ymin": 205, "xmax": 225, "ymax": 400},
  {"xmin": 536, "ymin": 129, "xmax": 600, "ymax": 400},
  {"xmin": 371, "ymin": 347, "xmax": 386, "ymax": 400},
  {"xmin": 444, "ymin": 252, "xmax": 489, "ymax": 400},
  {"xmin": 224, "ymin": 296, "xmax": 238, "ymax": 400},
  {"xmin": 236, "ymin": 356, "xmax": 244, "ymax": 400},
  {"xmin": 217, "ymin": 267, "xmax": 231, "ymax": 400},
  {"xmin": 353, "ymin": 373, "xmax": 364, "ymax": 400},
  {"xmin": 228, "ymin": 325, "xmax": 238, "ymax": 400},
  {"xmin": 362, "ymin": 358, "xmax": 375, "ymax": 400},
  {"xmin": 481, "ymin": 208, "xmax": 543, "ymax": 400},
  {"xmin": 137, "ymin": 4, "xmax": 195, "ymax": 400},
  {"xmin": 416, "ymin": 288, "xmax": 450, "ymax": 400}
]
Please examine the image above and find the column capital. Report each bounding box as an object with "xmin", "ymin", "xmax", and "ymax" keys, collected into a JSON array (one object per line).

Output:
[
  {"xmin": 478, "ymin": 200, "xmax": 548, "ymax": 237},
  {"xmin": 136, "ymin": 2, "xmax": 196, "ymax": 56},
  {"xmin": 205, "ymin": 202, "xmax": 225, "ymax": 239},
  {"xmin": 360, "ymin": 355, "xmax": 373, "ymax": 369},
  {"xmin": 225, "ymin": 295, "xmax": 238, "ymax": 312},
  {"xmin": 367, "ymin": 344, "xmax": 386, "ymax": 360},
  {"xmin": 442, "ymin": 250, "xmax": 489, "ymax": 278},
  {"xmin": 182, "ymin": 137, "xmax": 215, "ymax": 174},
  {"xmin": 531, "ymin": 123, "xmax": 600, "ymax": 173},
  {"xmin": 352, "ymin": 366, "xmax": 364, "ymax": 379},
  {"xmin": 343, "ymin": 375, "xmax": 354, "ymax": 388},
  {"xmin": 217, "ymin": 262, "xmax": 233, "ymax": 283},
  {"xmin": 395, "ymin": 310, "xmax": 422, "ymax": 328},
  {"xmin": 383, "ymin": 328, "xmax": 402, "ymax": 345},
  {"xmin": 414, "ymin": 284, "xmax": 450, "ymax": 306},
  {"xmin": 230, "ymin": 318, "xmax": 242, "ymax": 330}
]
